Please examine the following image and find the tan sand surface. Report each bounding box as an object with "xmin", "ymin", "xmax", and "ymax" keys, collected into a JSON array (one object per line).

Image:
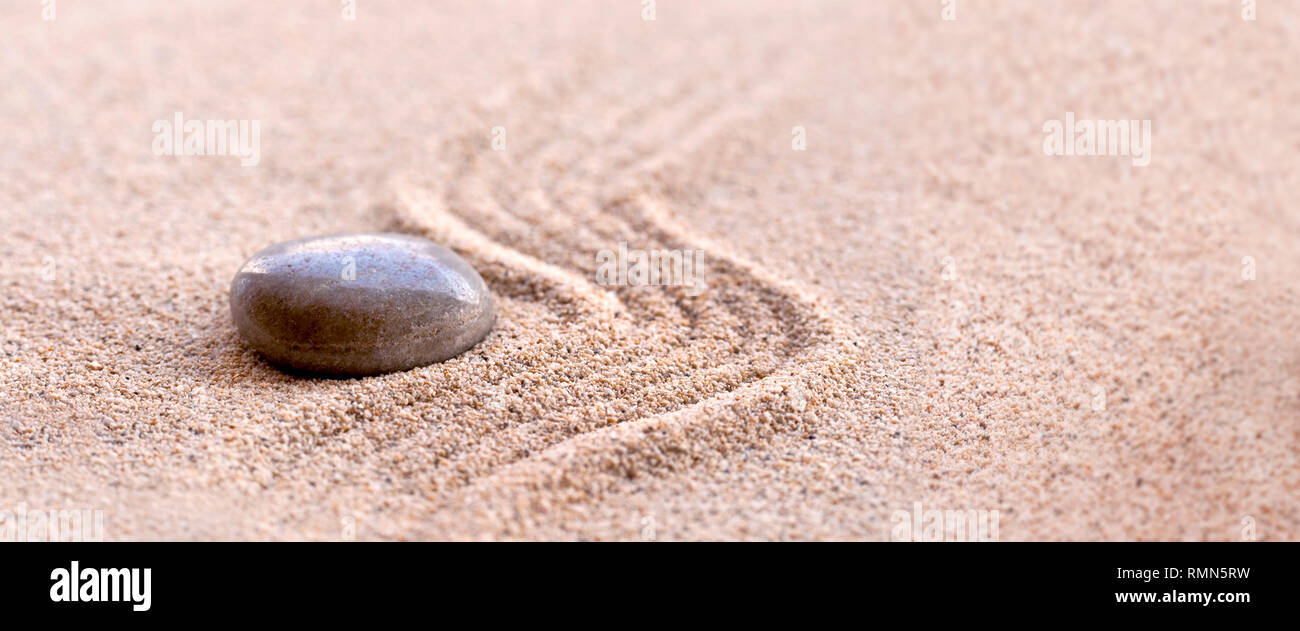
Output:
[{"xmin": 2, "ymin": 0, "xmax": 1297, "ymax": 540}]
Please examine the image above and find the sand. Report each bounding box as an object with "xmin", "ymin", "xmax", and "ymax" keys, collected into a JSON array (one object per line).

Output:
[{"xmin": 2, "ymin": 0, "xmax": 1297, "ymax": 540}]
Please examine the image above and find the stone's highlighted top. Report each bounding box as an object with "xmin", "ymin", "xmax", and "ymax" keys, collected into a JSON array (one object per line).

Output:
[{"xmin": 230, "ymin": 233, "xmax": 495, "ymax": 377}]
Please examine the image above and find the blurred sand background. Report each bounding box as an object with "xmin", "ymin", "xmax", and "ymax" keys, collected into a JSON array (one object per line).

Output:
[{"xmin": 1, "ymin": 0, "xmax": 1297, "ymax": 540}]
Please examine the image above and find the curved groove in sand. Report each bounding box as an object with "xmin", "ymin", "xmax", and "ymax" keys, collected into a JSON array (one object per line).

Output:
[
  {"xmin": 388, "ymin": 177, "xmax": 625, "ymax": 323},
  {"xmin": 387, "ymin": 166, "xmax": 859, "ymax": 520}
]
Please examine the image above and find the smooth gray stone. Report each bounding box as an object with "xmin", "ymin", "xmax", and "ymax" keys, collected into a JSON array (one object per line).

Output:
[{"xmin": 230, "ymin": 233, "xmax": 494, "ymax": 377}]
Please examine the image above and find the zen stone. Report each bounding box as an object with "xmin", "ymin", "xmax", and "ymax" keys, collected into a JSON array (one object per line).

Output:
[{"xmin": 230, "ymin": 233, "xmax": 494, "ymax": 377}]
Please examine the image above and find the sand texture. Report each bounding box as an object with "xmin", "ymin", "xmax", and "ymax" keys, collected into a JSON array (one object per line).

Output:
[{"xmin": 2, "ymin": 0, "xmax": 1297, "ymax": 540}]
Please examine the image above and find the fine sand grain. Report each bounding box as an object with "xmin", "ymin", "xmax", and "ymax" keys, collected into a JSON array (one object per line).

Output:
[{"xmin": 2, "ymin": 0, "xmax": 1297, "ymax": 540}]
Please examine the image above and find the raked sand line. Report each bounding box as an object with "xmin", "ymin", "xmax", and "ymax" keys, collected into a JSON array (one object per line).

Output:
[
  {"xmin": 386, "ymin": 178, "xmax": 800, "ymax": 421},
  {"xmin": 384, "ymin": 165, "xmax": 867, "ymax": 535},
  {"xmin": 420, "ymin": 268, "xmax": 866, "ymax": 537},
  {"xmin": 386, "ymin": 176, "xmax": 625, "ymax": 325}
]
